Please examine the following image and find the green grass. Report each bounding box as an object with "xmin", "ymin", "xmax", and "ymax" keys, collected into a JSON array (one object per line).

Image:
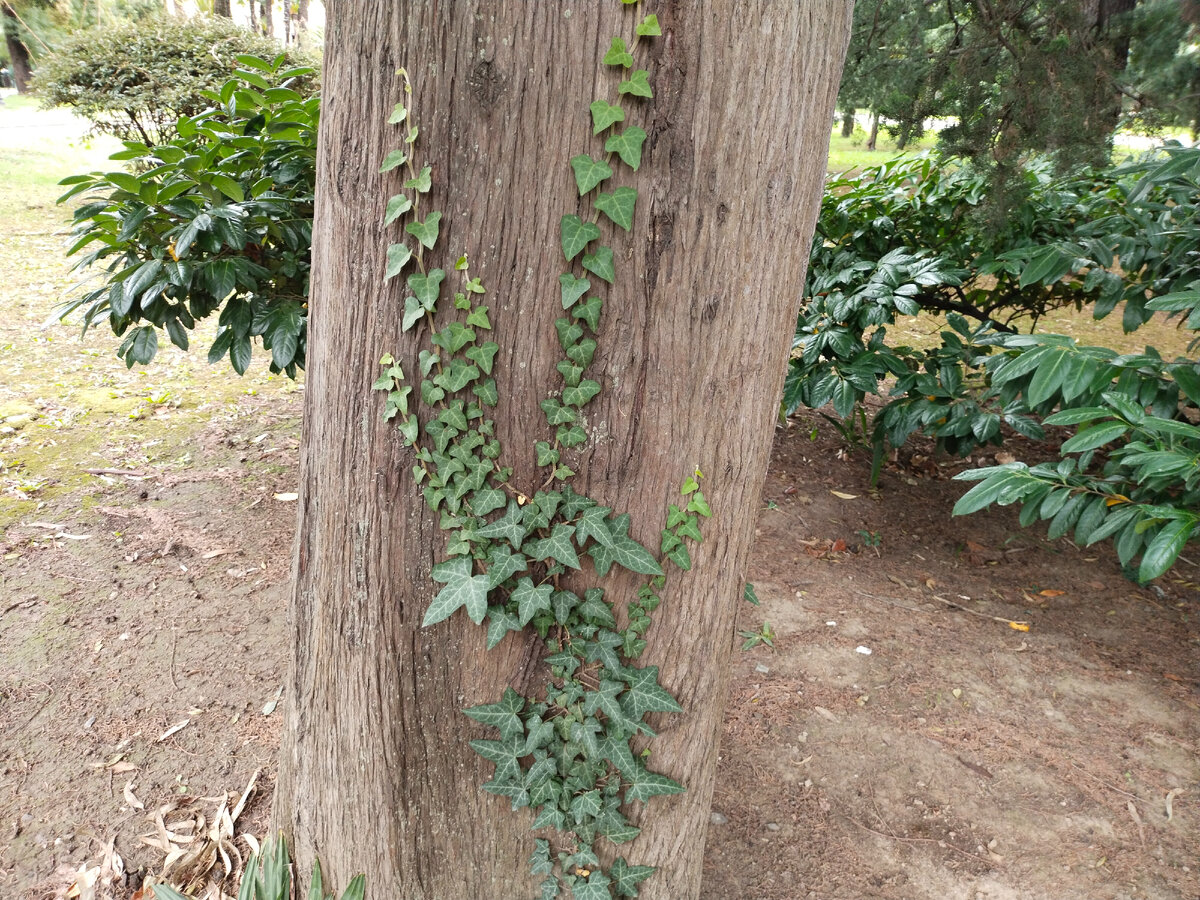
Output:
[{"xmin": 826, "ymin": 122, "xmax": 938, "ymax": 173}]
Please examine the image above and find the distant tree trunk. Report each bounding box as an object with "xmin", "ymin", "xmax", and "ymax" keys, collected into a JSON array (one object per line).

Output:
[
  {"xmin": 213, "ymin": 0, "xmax": 231, "ymax": 17},
  {"xmin": 867, "ymin": 110, "xmax": 880, "ymax": 150},
  {"xmin": 248, "ymin": 0, "xmax": 258, "ymax": 33},
  {"xmin": 274, "ymin": 2, "xmax": 853, "ymax": 899},
  {"xmin": 841, "ymin": 108, "xmax": 856, "ymax": 137},
  {"xmin": 259, "ymin": 0, "xmax": 273, "ymax": 36},
  {"xmin": 297, "ymin": 0, "xmax": 308, "ymax": 32},
  {"xmin": 2, "ymin": 3, "xmax": 31, "ymax": 94}
]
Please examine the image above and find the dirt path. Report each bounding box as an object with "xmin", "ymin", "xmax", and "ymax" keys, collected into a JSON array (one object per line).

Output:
[{"xmin": 2, "ymin": 101, "xmax": 1198, "ymax": 900}]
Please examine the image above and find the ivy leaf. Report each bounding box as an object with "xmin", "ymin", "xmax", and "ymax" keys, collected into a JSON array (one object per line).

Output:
[
  {"xmin": 675, "ymin": 515, "xmax": 703, "ymax": 542},
  {"xmin": 605, "ymin": 126, "xmax": 647, "ymax": 171},
  {"xmin": 384, "ymin": 243, "xmax": 412, "ymax": 281},
  {"xmin": 563, "ymin": 379, "xmax": 602, "ymax": 408},
  {"xmin": 464, "ymin": 305, "xmax": 491, "ymax": 329},
  {"xmin": 665, "ymin": 541, "xmax": 691, "ymax": 570},
  {"xmin": 589, "ymin": 99, "xmax": 626, "ymax": 134},
  {"xmin": 687, "ymin": 490, "xmax": 712, "ymax": 518},
  {"xmin": 387, "ymin": 103, "xmax": 407, "ymax": 125},
  {"xmin": 620, "ymin": 665, "xmax": 682, "ymax": 720},
  {"xmin": 590, "ymin": 532, "xmax": 662, "ymax": 577},
  {"xmin": 485, "ymin": 544, "xmax": 527, "ymax": 589},
  {"xmin": 561, "ymin": 215, "xmax": 602, "ymax": 261},
  {"xmin": 582, "ymin": 246, "xmax": 615, "ymax": 284},
  {"xmin": 471, "ymin": 736, "xmax": 524, "ymax": 784},
  {"xmin": 552, "ymin": 590, "xmax": 580, "ymax": 625},
  {"xmin": 401, "ymin": 296, "xmax": 424, "ymax": 331},
  {"xmin": 526, "ymin": 523, "xmax": 581, "ymax": 570},
  {"xmin": 560, "ymin": 273, "xmax": 591, "ymax": 309},
  {"xmin": 583, "ymin": 679, "xmax": 636, "ymax": 733},
  {"xmin": 558, "ymin": 424, "xmax": 588, "ymax": 448},
  {"xmin": 557, "ymin": 359, "xmax": 584, "ymax": 387},
  {"xmin": 403, "ymin": 164, "xmax": 432, "ymax": 192},
  {"xmin": 512, "ymin": 577, "xmax": 554, "ymax": 627},
  {"xmin": 570, "ymin": 154, "xmax": 613, "ymax": 195},
  {"xmin": 536, "ymin": 441, "xmax": 561, "ymax": 467},
  {"xmin": 379, "ymin": 148, "xmax": 407, "ymax": 172},
  {"xmin": 473, "ymin": 377, "xmax": 498, "ymax": 407},
  {"xmin": 383, "ymin": 193, "xmax": 412, "ymax": 225},
  {"xmin": 556, "ymin": 319, "xmax": 585, "ymax": 350},
  {"xmin": 538, "ymin": 875, "xmax": 560, "ymax": 900},
  {"xmin": 433, "ymin": 359, "xmax": 480, "ymax": 392},
  {"xmin": 635, "ymin": 13, "xmax": 662, "ymax": 36},
  {"xmin": 611, "ymin": 858, "xmax": 656, "ymax": 897},
  {"xmin": 595, "ymin": 187, "xmax": 637, "ymax": 232},
  {"xmin": 463, "ymin": 686, "xmax": 525, "ymax": 739},
  {"xmin": 424, "ymin": 556, "xmax": 490, "ymax": 626},
  {"xmin": 576, "ymin": 505, "xmax": 615, "ymax": 549},
  {"xmin": 578, "ymin": 588, "xmax": 617, "ymax": 629},
  {"xmin": 471, "ymin": 487, "xmax": 507, "ymax": 517},
  {"xmin": 475, "ymin": 500, "xmax": 528, "ymax": 549},
  {"xmin": 408, "ymin": 269, "xmax": 445, "ymax": 309},
  {"xmin": 573, "ymin": 296, "xmax": 603, "ymax": 333},
  {"xmin": 530, "ymin": 839, "xmax": 553, "ymax": 877},
  {"xmin": 624, "ymin": 764, "xmax": 685, "ymax": 804},
  {"xmin": 618, "ymin": 69, "xmax": 653, "ymax": 99},
  {"xmin": 540, "ymin": 398, "xmax": 577, "ymax": 426},
  {"xmin": 570, "ymin": 790, "xmax": 603, "ymax": 824},
  {"xmin": 464, "ymin": 341, "xmax": 499, "ymax": 375},
  {"xmin": 603, "ymin": 36, "xmax": 634, "ymax": 67},
  {"xmin": 485, "ymin": 608, "xmax": 520, "ymax": 649},
  {"xmin": 566, "ymin": 338, "xmax": 597, "ymax": 368},
  {"xmin": 419, "ymin": 349, "xmax": 440, "ymax": 377},
  {"xmin": 584, "ymin": 630, "xmax": 623, "ymax": 672},
  {"xmin": 405, "ymin": 210, "xmax": 442, "ymax": 250}
]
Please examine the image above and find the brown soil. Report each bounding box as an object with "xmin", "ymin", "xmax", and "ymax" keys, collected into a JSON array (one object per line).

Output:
[{"xmin": 3, "ymin": 100, "xmax": 1198, "ymax": 900}]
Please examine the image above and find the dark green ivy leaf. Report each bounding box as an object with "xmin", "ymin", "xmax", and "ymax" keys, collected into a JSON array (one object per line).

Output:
[
  {"xmin": 540, "ymin": 398, "xmax": 577, "ymax": 426},
  {"xmin": 570, "ymin": 154, "xmax": 613, "ymax": 195},
  {"xmin": 620, "ymin": 664, "xmax": 682, "ymax": 720},
  {"xmin": 582, "ymin": 246, "xmax": 615, "ymax": 284},
  {"xmin": 512, "ymin": 577, "xmax": 554, "ymax": 626},
  {"xmin": 558, "ymin": 424, "xmax": 588, "ymax": 447},
  {"xmin": 560, "ymin": 273, "xmax": 591, "ymax": 309},
  {"xmin": 605, "ymin": 126, "xmax": 647, "ymax": 171},
  {"xmin": 475, "ymin": 500, "xmax": 527, "ymax": 549},
  {"xmin": 611, "ymin": 858, "xmax": 656, "ymax": 897},
  {"xmin": 526, "ymin": 523, "xmax": 581, "ymax": 570},
  {"xmin": 561, "ymin": 215, "xmax": 602, "ymax": 261},
  {"xmin": 463, "ymin": 686, "xmax": 526, "ymax": 740},
  {"xmin": 425, "ymin": 556, "xmax": 490, "ymax": 626},
  {"xmin": 464, "ymin": 341, "xmax": 499, "ymax": 375},
  {"xmin": 573, "ymin": 296, "xmax": 603, "ymax": 333},
  {"xmin": 485, "ymin": 607, "xmax": 520, "ymax": 649},
  {"xmin": 566, "ymin": 338, "xmax": 597, "ymax": 368},
  {"xmin": 556, "ymin": 319, "xmax": 585, "ymax": 350},
  {"xmin": 407, "ymin": 268, "xmax": 445, "ymax": 309},
  {"xmin": 485, "ymin": 544, "xmax": 527, "ymax": 589},
  {"xmin": 624, "ymin": 764, "xmax": 685, "ymax": 804},
  {"xmin": 595, "ymin": 187, "xmax": 638, "ymax": 232},
  {"xmin": 563, "ymin": 379, "xmax": 602, "ymax": 408}
]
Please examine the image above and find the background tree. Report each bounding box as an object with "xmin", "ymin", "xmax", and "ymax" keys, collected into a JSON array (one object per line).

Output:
[
  {"xmin": 273, "ymin": 2, "xmax": 852, "ymax": 898},
  {"xmin": 1123, "ymin": 0, "xmax": 1200, "ymax": 137},
  {"xmin": 2, "ymin": 1, "xmax": 38, "ymax": 92}
]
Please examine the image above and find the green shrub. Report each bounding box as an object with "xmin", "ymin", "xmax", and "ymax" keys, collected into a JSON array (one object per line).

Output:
[
  {"xmin": 35, "ymin": 15, "xmax": 316, "ymax": 146},
  {"xmin": 791, "ymin": 147, "xmax": 1200, "ymax": 581},
  {"xmin": 55, "ymin": 54, "xmax": 318, "ymax": 376}
]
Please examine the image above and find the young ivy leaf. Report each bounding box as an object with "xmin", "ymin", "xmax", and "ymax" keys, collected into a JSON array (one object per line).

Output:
[
  {"xmin": 387, "ymin": 103, "xmax": 407, "ymax": 125},
  {"xmin": 466, "ymin": 305, "xmax": 491, "ymax": 329},
  {"xmin": 603, "ymin": 36, "xmax": 634, "ymax": 68},
  {"xmin": 618, "ymin": 69, "xmax": 653, "ymax": 99},
  {"xmin": 582, "ymin": 246, "xmax": 616, "ymax": 284},
  {"xmin": 604, "ymin": 126, "xmax": 647, "ymax": 171},
  {"xmin": 560, "ymin": 214, "xmax": 602, "ymax": 261},
  {"xmin": 594, "ymin": 187, "xmax": 637, "ymax": 232},
  {"xmin": 379, "ymin": 149, "xmax": 407, "ymax": 173},
  {"xmin": 589, "ymin": 99, "xmax": 625, "ymax": 134},
  {"xmin": 636, "ymin": 13, "xmax": 662, "ymax": 36},
  {"xmin": 408, "ymin": 268, "xmax": 445, "ymax": 309},
  {"xmin": 384, "ymin": 243, "xmax": 412, "ymax": 281},
  {"xmin": 570, "ymin": 154, "xmax": 613, "ymax": 195},
  {"xmin": 559, "ymin": 273, "xmax": 591, "ymax": 309},
  {"xmin": 563, "ymin": 379, "xmax": 601, "ymax": 408},
  {"xmin": 464, "ymin": 341, "xmax": 499, "ymax": 375},
  {"xmin": 405, "ymin": 210, "xmax": 442, "ymax": 250},
  {"xmin": 424, "ymin": 556, "xmax": 490, "ymax": 627},
  {"xmin": 383, "ymin": 193, "xmax": 412, "ymax": 225},
  {"xmin": 403, "ymin": 164, "xmax": 432, "ymax": 193},
  {"xmin": 401, "ymin": 296, "xmax": 424, "ymax": 331}
]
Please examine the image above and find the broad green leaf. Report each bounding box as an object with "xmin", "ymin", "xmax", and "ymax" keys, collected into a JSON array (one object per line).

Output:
[
  {"xmin": 557, "ymin": 359, "xmax": 584, "ymax": 387},
  {"xmin": 105, "ymin": 171, "xmax": 142, "ymax": 194},
  {"xmin": 465, "ymin": 341, "xmax": 499, "ymax": 374},
  {"xmin": 576, "ymin": 505, "xmax": 615, "ymax": 549},
  {"xmin": 405, "ymin": 210, "xmax": 442, "ymax": 250},
  {"xmin": 590, "ymin": 532, "xmax": 662, "ymax": 577},
  {"xmin": 604, "ymin": 36, "xmax": 634, "ymax": 67},
  {"xmin": 512, "ymin": 577, "xmax": 554, "ymax": 626},
  {"xmin": 605, "ymin": 126, "xmax": 647, "ymax": 171},
  {"xmin": 402, "ymin": 295, "xmax": 424, "ymax": 331},
  {"xmin": 424, "ymin": 556, "xmax": 491, "ymax": 626},
  {"xmin": 540, "ymin": 398, "xmax": 577, "ymax": 426},
  {"xmin": 209, "ymin": 174, "xmax": 245, "ymax": 203},
  {"xmin": 556, "ymin": 318, "xmax": 585, "ymax": 350},
  {"xmin": 566, "ymin": 338, "xmax": 597, "ymax": 368},
  {"xmin": 560, "ymin": 273, "xmax": 591, "ymax": 309},
  {"xmin": 1060, "ymin": 421, "xmax": 1128, "ymax": 454},
  {"xmin": 466, "ymin": 305, "xmax": 491, "ymax": 329},
  {"xmin": 582, "ymin": 246, "xmax": 615, "ymax": 284},
  {"xmin": 620, "ymin": 665, "xmax": 682, "ymax": 720},
  {"xmin": 463, "ymin": 686, "xmax": 525, "ymax": 739},
  {"xmin": 589, "ymin": 99, "xmax": 626, "ymax": 134},
  {"xmin": 385, "ymin": 243, "xmax": 412, "ymax": 281},
  {"xmin": 570, "ymin": 154, "xmax": 613, "ymax": 195},
  {"xmin": 485, "ymin": 544, "xmax": 527, "ymax": 589},
  {"xmin": 388, "ymin": 103, "xmax": 408, "ymax": 125},
  {"xmin": 526, "ymin": 523, "xmax": 581, "ymax": 569},
  {"xmin": 473, "ymin": 377, "xmax": 498, "ymax": 406},
  {"xmin": 1025, "ymin": 347, "xmax": 1070, "ymax": 406},
  {"xmin": 432, "ymin": 322, "xmax": 476, "ymax": 354},
  {"xmin": 476, "ymin": 500, "xmax": 527, "ymax": 549},
  {"xmin": 561, "ymin": 214, "xmax": 602, "ymax": 261},
  {"xmin": 618, "ymin": 69, "xmax": 653, "ymax": 99},
  {"xmin": 1139, "ymin": 518, "xmax": 1194, "ymax": 582},
  {"xmin": 383, "ymin": 193, "xmax": 412, "ymax": 225},
  {"xmin": 624, "ymin": 765, "xmax": 685, "ymax": 804},
  {"xmin": 595, "ymin": 186, "xmax": 637, "ymax": 231},
  {"xmin": 408, "ymin": 269, "xmax": 446, "ymax": 309}
]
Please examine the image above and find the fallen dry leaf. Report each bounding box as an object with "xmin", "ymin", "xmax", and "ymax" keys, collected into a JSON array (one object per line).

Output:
[
  {"xmin": 1038, "ymin": 589, "xmax": 1066, "ymax": 597},
  {"xmin": 124, "ymin": 781, "xmax": 144, "ymax": 811},
  {"xmin": 157, "ymin": 719, "xmax": 190, "ymax": 743},
  {"xmin": 272, "ymin": 492, "xmax": 298, "ymax": 502},
  {"xmin": 830, "ymin": 490, "xmax": 858, "ymax": 500}
]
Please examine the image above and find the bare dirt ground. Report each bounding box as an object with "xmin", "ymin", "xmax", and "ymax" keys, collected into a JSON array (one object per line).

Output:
[{"xmin": 2, "ymin": 98, "xmax": 1198, "ymax": 900}]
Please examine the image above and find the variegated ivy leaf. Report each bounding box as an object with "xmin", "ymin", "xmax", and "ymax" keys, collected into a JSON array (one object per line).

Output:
[
  {"xmin": 462, "ymin": 686, "xmax": 525, "ymax": 739},
  {"xmin": 424, "ymin": 556, "xmax": 490, "ymax": 626}
]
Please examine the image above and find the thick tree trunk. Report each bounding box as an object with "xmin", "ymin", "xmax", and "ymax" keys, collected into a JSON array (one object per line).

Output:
[
  {"xmin": 213, "ymin": 0, "xmax": 231, "ymax": 17},
  {"xmin": 867, "ymin": 110, "xmax": 881, "ymax": 150},
  {"xmin": 2, "ymin": 3, "xmax": 32, "ymax": 94},
  {"xmin": 275, "ymin": 2, "xmax": 851, "ymax": 898},
  {"xmin": 841, "ymin": 108, "xmax": 856, "ymax": 137}
]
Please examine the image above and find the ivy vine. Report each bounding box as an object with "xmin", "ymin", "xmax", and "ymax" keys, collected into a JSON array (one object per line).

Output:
[{"xmin": 372, "ymin": 11, "xmax": 701, "ymax": 898}]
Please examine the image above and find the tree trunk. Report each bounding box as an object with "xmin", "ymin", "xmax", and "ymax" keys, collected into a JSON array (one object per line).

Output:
[
  {"xmin": 296, "ymin": 0, "xmax": 308, "ymax": 33},
  {"xmin": 248, "ymin": 0, "xmax": 258, "ymax": 34},
  {"xmin": 2, "ymin": 3, "xmax": 32, "ymax": 94},
  {"xmin": 867, "ymin": 110, "xmax": 881, "ymax": 150},
  {"xmin": 213, "ymin": 0, "xmax": 231, "ymax": 17},
  {"xmin": 274, "ymin": 3, "xmax": 852, "ymax": 898},
  {"xmin": 259, "ymin": 0, "xmax": 273, "ymax": 36},
  {"xmin": 841, "ymin": 108, "xmax": 856, "ymax": 138}
]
